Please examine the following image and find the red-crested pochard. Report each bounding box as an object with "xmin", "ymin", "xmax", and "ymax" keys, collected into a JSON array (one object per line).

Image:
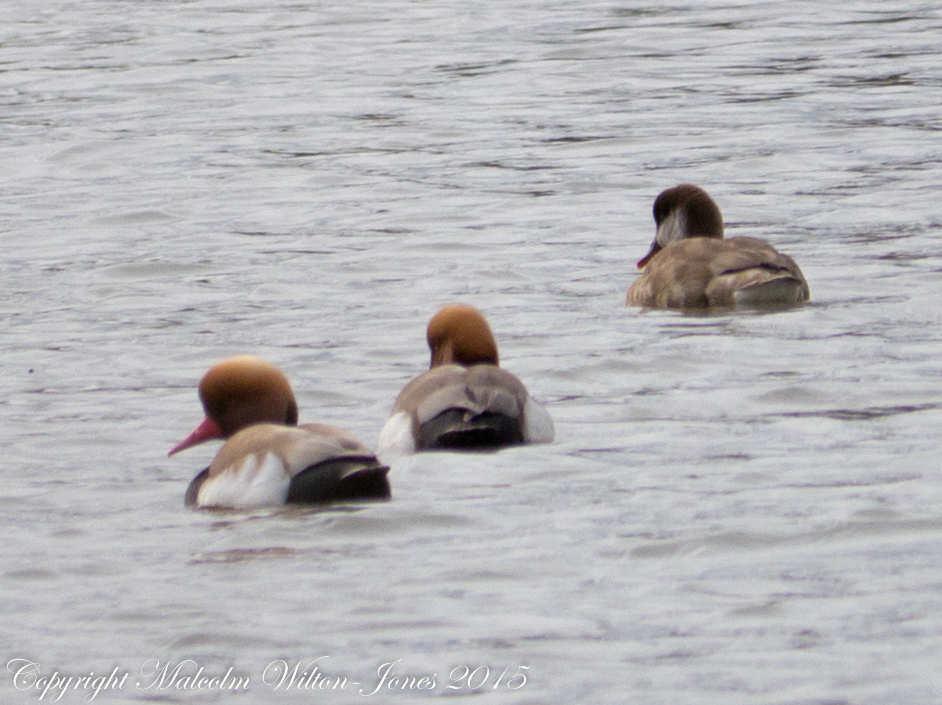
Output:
[
  {"xmin": 379, "ymin": 305, "xmax": 554, "ymax": 454},
  {"xmin": 627, "ymin": 184, "xmax": 810, "ymax": 309},
  {"xmin": 169, "ymin": 356, "xmax": 390, "ymax": 508}
]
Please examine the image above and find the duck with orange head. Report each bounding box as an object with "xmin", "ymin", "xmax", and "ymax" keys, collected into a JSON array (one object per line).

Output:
[
  {"xmin": 379, "ymin": 305, "xmax": 554, "ymax": 454},
  {"xmin": 170, "ymin": 356, "xmax": 390, "ymax": 508}
]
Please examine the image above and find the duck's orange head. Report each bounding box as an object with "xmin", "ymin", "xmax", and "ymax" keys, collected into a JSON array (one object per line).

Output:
[
  {"xmin": 426, "ymin": 304, "xmax": 499, "ymax": 369},
  {"xmin": 169, "ymin": 356, "xmax": 298, "ymax": 456}
]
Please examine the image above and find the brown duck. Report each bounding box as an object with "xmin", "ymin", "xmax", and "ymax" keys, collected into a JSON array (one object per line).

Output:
[{"xmin": 627, "ymin": 184, "xmax": 809, "ymax": 309}]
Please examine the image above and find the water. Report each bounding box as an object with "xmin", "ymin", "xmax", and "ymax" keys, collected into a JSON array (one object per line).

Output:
[{"xmin": 2, "ymin": 1, "xmax": 942, "ymax": 703}]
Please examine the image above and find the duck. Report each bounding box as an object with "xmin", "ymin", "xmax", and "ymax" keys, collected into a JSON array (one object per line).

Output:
[
  {"xmin": 378, "ymin": 304, "xmax": 554, "ymax": 454},
  {"xmin": 169, "ymin": 356, "xmax": 390, "ymax": 508},
  {"xmin": 626, "ymin": 184, "xmax": 810, "ymax": 309}
]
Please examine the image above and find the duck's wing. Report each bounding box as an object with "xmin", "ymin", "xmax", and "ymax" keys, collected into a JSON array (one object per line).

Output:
[
  {"xmin": 380, "ymin": 365, "xmax": 552, "ymax": 453},
  {"xmin": 705, "ymin": 237, "xmax": 809, "ymax": 306}
]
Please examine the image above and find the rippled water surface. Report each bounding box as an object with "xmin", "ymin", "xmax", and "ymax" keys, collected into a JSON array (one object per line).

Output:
[{"xmin": 3, "ymin": 1, "xmax": 942, "ymax": 703}]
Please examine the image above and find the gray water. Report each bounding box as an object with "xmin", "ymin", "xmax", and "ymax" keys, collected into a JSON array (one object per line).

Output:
[{"xmin": 3, "ymin": 1, "xmax": 942, "ymax": 703}]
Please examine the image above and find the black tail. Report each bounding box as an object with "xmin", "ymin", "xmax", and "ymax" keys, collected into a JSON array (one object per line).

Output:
[
  {"xmin": 287, "ymin": 457, "xmax": 391, "ymax": 504},
  {"xmin": 417, "ymin": 410, "xmax": 523, "ymax": 451}
]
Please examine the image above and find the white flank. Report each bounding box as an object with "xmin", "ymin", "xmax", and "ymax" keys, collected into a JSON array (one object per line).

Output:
[
  {"xmin": 197, "ymin": 453, "xmax": 290, "ymax": 508},
  {"xmin": 523, "ymin": 397, "xmax": 555, "ymax": 443},
  {"xmin": 377, "ymin": 411, "xmax": 416, "ymax": 456}
]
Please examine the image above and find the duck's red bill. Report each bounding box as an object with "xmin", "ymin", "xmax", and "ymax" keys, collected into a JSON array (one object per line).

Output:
[
  {"xmin": 637, "ymin": 241, "xmax": 662, "ymax": 269},
  {"xmin": 169, "ymin": 416, "xmax": 222, "ymax": 456}
]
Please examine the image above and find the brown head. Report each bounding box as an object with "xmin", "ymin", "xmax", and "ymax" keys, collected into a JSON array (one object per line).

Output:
[
  {"xmin": 426, "ymin": 304, "xmax": 499, "ymax": 368},
  {"xmin": 637, "ymin": 184, "xmax": 725, "ymax": 268},
  {"xmin": 169, "ymin": 356, "xmax": 299, "ymax": 456}
]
